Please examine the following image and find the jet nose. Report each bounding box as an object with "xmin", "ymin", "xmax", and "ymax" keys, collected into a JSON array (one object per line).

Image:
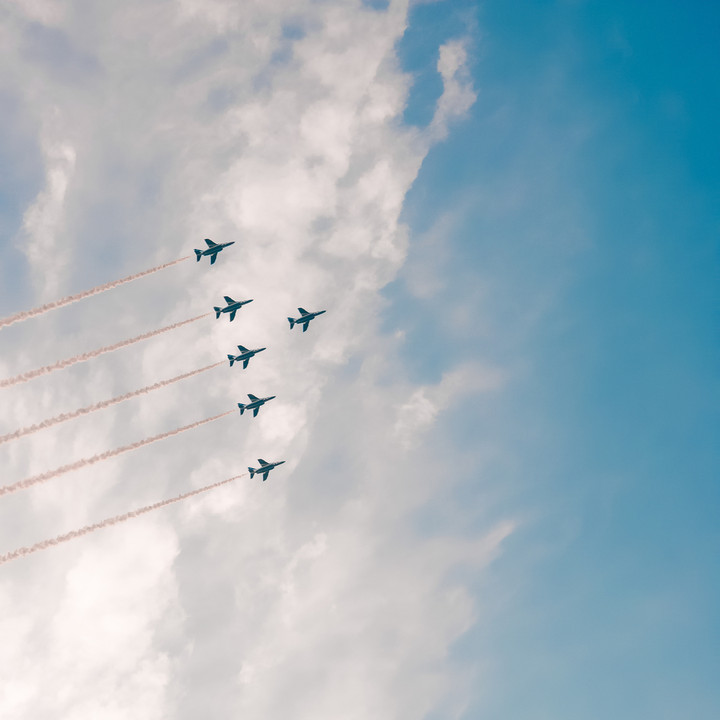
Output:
[
  {"xmin": 226, "ymin": 241, "xmax": 236, "ymax": 246},
  {"xmin": 267, "ymin": 396, "xmax": 276, "ymax": 401},
  {"xmin": 258, "ymin": 347, "xmax": 266, "ymax": 353}
]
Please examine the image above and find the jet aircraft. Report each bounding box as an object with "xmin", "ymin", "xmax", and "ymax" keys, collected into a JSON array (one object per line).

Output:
[
  {"xmin": 238, "ymin": 394, "xmax": 276, "ymax": 417},
  {"xmin": 215, "ymin": 296, "xmax": 253, "ymax": 321},
  {"xmin": 287, "ymin": 307, "xmax": 326, "ymax": 332},
  {"xmin": 227, "ymin": 344, "xmax": 266, "ymax": 369},
  {"xmin": 248, "ymin": 458, "xmax": 285, "ymax": 481},
  {"xmin": 194, "ymin": 238, "xmax": 235, "ymax": 265}
]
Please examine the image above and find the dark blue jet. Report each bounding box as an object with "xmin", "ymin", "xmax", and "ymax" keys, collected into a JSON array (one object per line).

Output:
[
  {"xmin": 238, "ymin": 393, "xmax": 276, "ymax": 417},
  {"xmin": 227, "ymin": 344, "xmax": 266, "ymax": 369},
  {"xmin": 194, "ymin": 238, "xmax": 235, "ymax": 265},
  {"xmin": 287, "ymin": 307, "xmax": 326, "ymax": 332},
  {"xmin": 215, "ymin": 296, "xmax": 253, "ymax": 321},
  {"xmin": 248, "ymin": 458, "xmax": 285, "ymax": 481}
]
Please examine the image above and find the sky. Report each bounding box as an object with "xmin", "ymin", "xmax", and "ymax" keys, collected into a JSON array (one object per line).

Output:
[{"xmin": 0, "ymin": 1, "xmax": 718, "ymax": 718}]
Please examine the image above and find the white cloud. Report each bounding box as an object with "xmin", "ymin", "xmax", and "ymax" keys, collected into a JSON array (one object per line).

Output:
[
  {"xmin": 17, "ymin": 133, "xmax": 76, "ymax": 298},
  {"xmin": 429, "ymin": 38, "xmax": 476, "ymax": 141},
  {"xmin": 394, "ymin": 362, "xmax": 507, "ymax": 448},
  {"xmin": 0, "ymin": 2, "xmax": 508, "ymax": 718},
  {"xmin": 0, "ymin": 521, "xmax": 178, "ymax": 720},
  {"xmin": 4, "ymin": 0, "xmax": 65, "ymax": 26}
]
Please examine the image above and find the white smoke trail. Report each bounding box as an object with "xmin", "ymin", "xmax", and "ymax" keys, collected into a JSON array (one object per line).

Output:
[
  {"xmin": 0, "ymin": 361, "xmax": 225, "ymax": 445},
  {"xmin": 0, "ymin": 472, "xmax": 247, "ymax": 565},
  {"xmin": 0, "ymin": 256, "xmax": 190, "ymax": 329},
  {"xmin": 0, "ymin": 410, "xmax": 235, "ymax": 497},
  {"xmin": 0, "ymin": 313, "xmax": 209, "ymax": 389}
]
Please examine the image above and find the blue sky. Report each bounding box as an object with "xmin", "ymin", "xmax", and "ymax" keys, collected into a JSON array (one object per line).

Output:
[
  {"xmin": 0, "ymin": 1, "xmax": 717, "ymax": 717},
  {"xmin": 389, "ymin": 1, "xmax": 720, "ymax": 717}
]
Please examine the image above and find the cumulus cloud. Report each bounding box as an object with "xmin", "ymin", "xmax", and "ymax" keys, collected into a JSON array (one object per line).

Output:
[
  {"xmin": 0, "ymin": 2, "xmax": 508, "ymax": 718},
  {"xmin": 0, "ymin": 521, "xmax": 179, "ymax": 720}
]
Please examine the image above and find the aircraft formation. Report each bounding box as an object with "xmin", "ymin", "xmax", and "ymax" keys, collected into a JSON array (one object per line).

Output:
[
  {"xmin": 195, "ymin": 238, "xmax": 325, "ymax": 480},
  {"xmin": 0, "ymin": 239, "xmax": 326, "ymax": 563}
]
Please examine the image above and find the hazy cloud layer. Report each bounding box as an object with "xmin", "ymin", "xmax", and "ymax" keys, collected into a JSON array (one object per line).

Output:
[{"xmin": 0, "ymin": 1, "xmax": 506, "ymax": 718}]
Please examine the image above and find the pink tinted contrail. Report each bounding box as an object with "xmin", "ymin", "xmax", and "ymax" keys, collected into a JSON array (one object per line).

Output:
[
  {"xmin": 0, "ymin": 256, "xmax": 191, "ymax": 330},
  {"xmin": 0, "ymin": 472, "xmax": 247, "ymax": 565},
  {"xmin": 0, "ymin": 313, "xmax": 209, "ymax": 389},
  {"xmin": 0, "ymin": 410, "xmax": 234, "ymax": 497},
  {"xmin": 0, "ymin": 361, "xmax": 225, "ymax": 445}
]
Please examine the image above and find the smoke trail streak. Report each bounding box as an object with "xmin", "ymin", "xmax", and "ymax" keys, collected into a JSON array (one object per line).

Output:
[
  {"xmin": 0, "ymin": 256, "xmax": 190, "ymax": 330},
  {"xmin": 0, "ymin": 313, "xmax": 209, "ymax": 389},
  {"xmin": 0, "ymin": 361, "xmax": 225, "ymax": 445},
  {"xmin": 0, "ymin": 410, "xmax": 234, "ymax": 497},
  {"xmin": 0, "ymin": 472, "xmax": 247, "ymax": 565}
]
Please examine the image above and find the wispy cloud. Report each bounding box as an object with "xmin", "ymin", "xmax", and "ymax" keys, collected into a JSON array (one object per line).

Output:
[
  {"xmin": 17, "ymin": 136, "xmax": 75, "ymax": 298},
  {"xmin": 429, "ymin": 38, "xmax": 476, "ymax": 141},
  {"xmin": 394, "ymin": 362, "xmax": 507, "ymax": 448}
]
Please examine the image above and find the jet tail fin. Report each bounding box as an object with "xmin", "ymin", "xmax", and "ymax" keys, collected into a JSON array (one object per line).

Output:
[
  {"xmin": 228, "ymin": 355, "xmax": 235, "ymax": 367},
  {"xmin": 214, "ymin": 307, "xmax": 222, "ymax": 319},
  {"xmin": 238, "ymin": 403, "xmax": 245, "ymax": 415},
  {"xmin": 194, "ymin": 249, "xmax": 202, "ymax": 261},
  {"xmin": 248, "ymin": 466, "xmax": 255, "ymax": 479},
  {"xmin": 288, "ymin": 317, "xmax": 295, "ymax": 329}
]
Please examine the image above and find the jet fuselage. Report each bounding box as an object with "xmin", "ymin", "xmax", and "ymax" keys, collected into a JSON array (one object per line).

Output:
[
  {"xmin": 215, "ymin": 297, "xmax": 253, "ymax": 320},
  {"xmin": 227, "ymin": 346, "xmax": 266, "ymax": 368},
  {"xmin": 288, "ymin": 308, "xmax": 326, "ymax": 331},
  {"xmin": 248, "ymin": 459, "xmax": 285, "ymax": 481},
  {"xmin": 238, "ymin": 394, "xmax": 276, "ymax": 416},
  {"xmin": 195, "ymin": 239, "xmax": 235, "ymax": 264}
]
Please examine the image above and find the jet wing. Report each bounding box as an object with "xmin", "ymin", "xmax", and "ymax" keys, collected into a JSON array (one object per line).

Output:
[
  {"xmin": 298, "ymin": 307, "xmax": 310, "ymax": 316},
  {"xmin": 243, "ymin": 358, "xmax": 249, "ymax": 369},
  {"xmin": 247, "ymin": 394, "xmax": 259, "ymax": 401},
  {"xmin": 205, "ymin": 238, "xmax": 218, "ymax": 247},
  {"xmin": 237, "ymin": 345, "xmax": 248, "ymax": 352},
  {"xmin": 258, "ymin": 459, "xmax": 269, "ymax": 466},
  {"xmin": 224, "ymin": 296, "xmax": 235, "ymax": 304},
  {"xmin": 253, "ymin": 407, "xmax": 259, "ymax": 417},
  {"xmin": 303, "ymin": 323, "xmax": 308, "ymax": 332},
  {"xmin": 210, "ymin": 253, "xmax": 217, "ymax": 264},
  {"xmin": 229, "ymin": 310, "xmax": 237, "ymax": 321},
  {"xmin": 261, "ymin": 471, "xmax": 269, "ymax": 482}
]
